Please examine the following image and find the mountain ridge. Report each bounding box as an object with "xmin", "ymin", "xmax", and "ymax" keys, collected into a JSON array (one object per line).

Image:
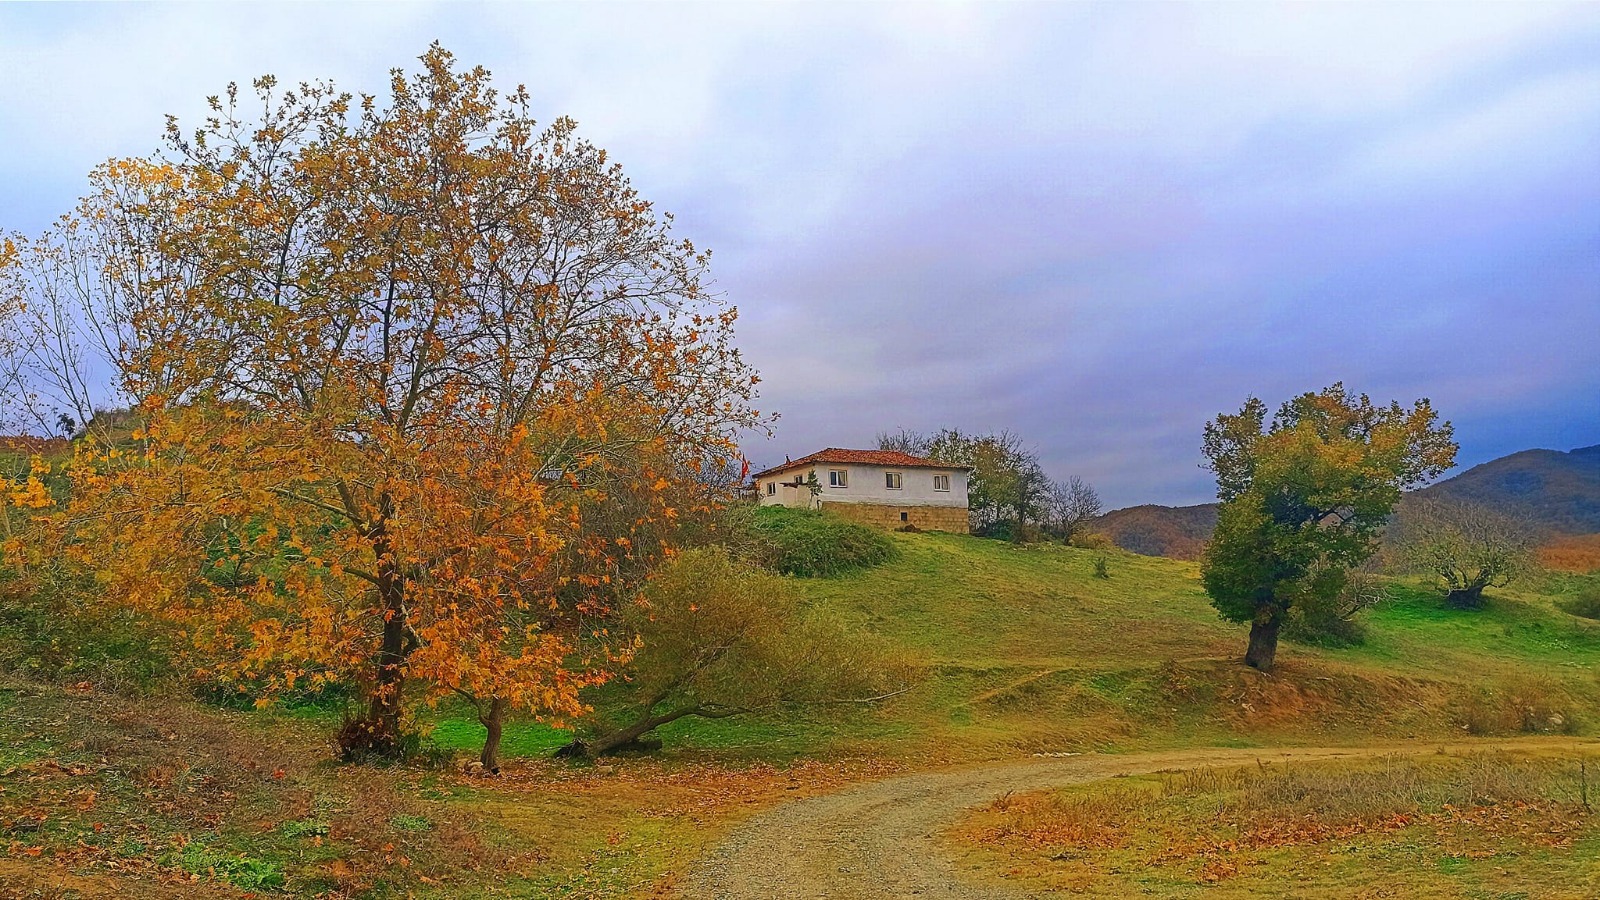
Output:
[{"xmin": 1095, "ymin": 443, "xmax": 1600, "ymax": 560}]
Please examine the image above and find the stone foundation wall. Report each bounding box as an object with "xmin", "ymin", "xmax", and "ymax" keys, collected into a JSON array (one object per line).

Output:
[{"xmin": 820, "ymin": 501, "xmax": 971, "ymax": 534}]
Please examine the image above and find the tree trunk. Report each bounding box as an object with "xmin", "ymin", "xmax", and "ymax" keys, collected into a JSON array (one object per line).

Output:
[
  {"xmin": 479, "ymin": 697, "xmax": 506, "ymax": 774},
  {"xmin": 341, "ymin": 501, "xmax": 412, "ymax": 760},
  {"xmin": 1244, "ymin": 614, "xmax": 1281, "ymax": 671},
  {"xmin": 368, "ymin": 526, "xmax": 408, "ymax": 748},
  {"xmin": 557, "ymin": 704, "xmax": 707, "ymax": 758},
  {"xmin": 1446, "ymin": 585, "xmax": 1486, "ymax": 610}
]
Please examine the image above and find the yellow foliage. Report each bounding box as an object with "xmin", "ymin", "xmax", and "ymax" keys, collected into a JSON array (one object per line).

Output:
[{"xmin": 41, "ymin": 46, "xmax": 764, "ymax": 750}]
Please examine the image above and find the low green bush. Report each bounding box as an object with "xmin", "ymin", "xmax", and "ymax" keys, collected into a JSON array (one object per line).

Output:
[
  {"xmin": 0, "ymin": 568, "xmax": 176, "ymax": 691},
  {"xmin": 169, "ymin": 844, "xmax": 286, "ymax": 891},
  {"xmin": 390, "ymin": 813, "xmax": 432, "ymax": 832},
  {"xmin": 280, "ymin": 818, "xmax": 331, "ymax": 839},
  {"xmin": 1558, "ymin": 588, "xmax": 1600, "ymax": 621},
  {"xmin": 1284, "ymin": 605, "xmax": 1369, "ymax": 648},
  {"xmin": 748, "ymin": 506, "xmax": 895, "ymax": 577}
]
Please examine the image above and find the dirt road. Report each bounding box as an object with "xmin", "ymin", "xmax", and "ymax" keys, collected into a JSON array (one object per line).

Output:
[{"xmin": 680, "ymin": 737, "xmax": 1597, "ymax": 900}]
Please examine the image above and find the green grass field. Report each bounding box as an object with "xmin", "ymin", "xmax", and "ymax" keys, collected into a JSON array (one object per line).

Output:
[{"xmin": 430, "ymin": 532, "xmax": 1600, "ymax": 762}]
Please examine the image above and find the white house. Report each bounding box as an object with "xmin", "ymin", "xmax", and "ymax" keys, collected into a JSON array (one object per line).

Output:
[{"xmin": 751, "ymin": 448, "xmax": 970, "ymax": 533}]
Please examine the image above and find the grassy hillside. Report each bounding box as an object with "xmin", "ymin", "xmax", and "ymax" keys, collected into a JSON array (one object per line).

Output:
[
  {"xmin": 5, "ymin": 529, "xmax": 1599, "ymax": 897},
  {"xmin": 786, "ymin": 533, "xmax": 1600, "ymax": 757},
  {"xmin": 427, "ymin": 530, "xmax": 1600, "ymax": 763}
]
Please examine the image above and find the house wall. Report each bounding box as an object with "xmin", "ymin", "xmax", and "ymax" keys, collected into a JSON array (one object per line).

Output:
[
  {"xmin": 821, "ymin": 500, "xmax": 971, "ymax": 534},
  {"xmin": 766, "ymin": 480, "xmax": 817, "ymax": 510},
  {"xmin": 757, "ymin": 464, "xmax": 968, "ymax": 509}
]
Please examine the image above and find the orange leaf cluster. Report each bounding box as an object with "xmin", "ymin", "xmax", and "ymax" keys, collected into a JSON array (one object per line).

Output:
[{"xmin": 36, "ymin": 46, "xmax": 764, "ymax": 747}]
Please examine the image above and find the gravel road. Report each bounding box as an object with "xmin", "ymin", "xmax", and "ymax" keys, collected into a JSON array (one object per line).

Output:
[{"xmin": 680, "ymin": 738, "xmax": 1596, "ymax": 900}]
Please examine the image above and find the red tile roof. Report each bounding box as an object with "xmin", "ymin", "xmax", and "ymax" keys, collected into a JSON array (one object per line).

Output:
[{"xmin": 750, "ymin": 448, "xmax": 961, "ymax": 480}]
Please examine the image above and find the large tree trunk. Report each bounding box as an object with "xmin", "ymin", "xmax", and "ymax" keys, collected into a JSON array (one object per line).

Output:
[
  {"xmin": 479, "ymin": 697, "xmax": 507, "ymax": 774},
  {"xmin": 341, "ymin": 502, "xmax": 412, "ymax": 760},
  {"xmin": 1446, "ymin": 585, "xmax": 1486, "ymax": 610},
  {"xmin": 368, "ymin": 518, "xmax": 408, "ymax": 749},
  {"xmin": 1244, "ymin": 613, "xmax": 1282, "ymax": 671}
]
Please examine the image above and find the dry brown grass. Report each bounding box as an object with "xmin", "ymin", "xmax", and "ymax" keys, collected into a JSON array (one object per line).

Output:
[
  {"xmin": 1458, "ymin": 675, "xmax": 1583, "ymax": 735},
  {"xmin": 1540, "ymin": 534, "xmax": 1600, "ymax": 573},
  {"xmin": 952, "ymin": 749, "xmax": 1600, "ymax": 898},
  {"xmin": 0, "ymin": 678, "xmax": 901, "ymax": 898}
]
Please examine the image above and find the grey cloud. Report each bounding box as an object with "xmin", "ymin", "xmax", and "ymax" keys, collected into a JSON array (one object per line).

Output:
[{"xmin": 2, "ymin": 3, "xmax": 1597, "ymax": 507}]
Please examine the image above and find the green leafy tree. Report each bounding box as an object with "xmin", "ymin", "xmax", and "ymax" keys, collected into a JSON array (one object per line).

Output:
[
  {"xmin": 1200, "ymin": 384, "xmax": 1456, "ymax": 670},
  {"xmin": 878, "ymin": 428, "xmax": 1051, "ymax": 537}
]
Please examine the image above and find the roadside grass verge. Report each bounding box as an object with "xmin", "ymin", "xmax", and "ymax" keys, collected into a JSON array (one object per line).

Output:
[{"xmin": 949, "ymin": 749, "xmax": 1600, "ymax": 898}]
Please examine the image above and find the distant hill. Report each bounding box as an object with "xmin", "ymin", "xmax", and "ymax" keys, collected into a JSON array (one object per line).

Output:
[
  {"xmin": 1412, "ymin": 444, "xmax": 1600, "ymax": 535},
  {"xmin": 1092, "ymin": 503, "xmax": 1217, "ymax": 560},
  {"xmin": 1095, "ymin": 444, "xmax": 1600, "ymax": 560}
]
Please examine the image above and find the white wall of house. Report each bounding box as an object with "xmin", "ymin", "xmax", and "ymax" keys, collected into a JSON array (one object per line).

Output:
[{"xmin": 758, "ymin": 464, "xmax": 968, "ymax": 509}]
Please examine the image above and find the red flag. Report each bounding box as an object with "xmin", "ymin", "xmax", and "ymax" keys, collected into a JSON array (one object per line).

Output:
[{"xmin": 740, "ymin": 458, "xmax": 750, "ymax": 480}]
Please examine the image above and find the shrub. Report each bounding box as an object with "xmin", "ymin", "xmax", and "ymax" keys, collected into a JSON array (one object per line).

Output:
[
  {"xmin": 1071, "ymin": 531, "xmax": 1114, "ymax": 551},
  {"xmin": 169, "ymin": 844, "xmax": 286, "ymax": 891},
  {"xmin": 280, "ymin": 819, "xmax": 331, "ymax": 839},
  {"xmin": 564, "ymin": 547, "xmax": 913, "ymax": 756},
  {"xmin": 1559, "ymin": 588, "xmax": 1600, "ymax": 621},
  {"xmin": 0, "ymin": 568, "xmax": 176, "ymax": 692},
  {"xmin": 1284, "ymin": 605, "xmax": 1368, "ymax": 648},
  {"xmin": 390, "ymin": 813, "xmax": 433, "ymax": 832},
  {"xmin": 748, "ymin": 507, "xmax": 895, "ymax": 577},
  {"xmin": 1459, "ymin": 677, "xmax": 1580, "ymax": 736},
  {"xmin": 1284, "ymin": 572, "xmax": 1386, "ymax": 648}
]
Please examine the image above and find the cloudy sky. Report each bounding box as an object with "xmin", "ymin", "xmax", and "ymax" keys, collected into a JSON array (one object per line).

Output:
[{"xmin": 3, "ymin": 3, "xmax": 1597, "ymax": 507}]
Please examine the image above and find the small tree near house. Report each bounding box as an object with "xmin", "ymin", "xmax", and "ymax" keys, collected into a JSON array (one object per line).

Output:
[
  {"xmin": 557, "ymin": 547, "xmax": 908, "ymax": 757},
  {"xmin": 1048, "ymin": 476, "xmax": 1102, "ymax": 544}
]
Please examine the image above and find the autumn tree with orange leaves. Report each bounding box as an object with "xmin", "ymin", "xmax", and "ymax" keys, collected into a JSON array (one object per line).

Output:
[{"xmin": 38, "ymin": 46, "xmax": 760, "ymax": 764}]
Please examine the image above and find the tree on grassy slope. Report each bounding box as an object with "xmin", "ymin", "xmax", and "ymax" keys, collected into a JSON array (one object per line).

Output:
[
  {"xmin": 1047, "ymin": 475, "xmax": 1102, "ymax": 544},
  {"xmin": 0, "ymin": 239, "xmax": 29, "ymax": 435},
  {"xmin": 558, "ymin": 547, "xmax": 906, "ymax": 757},
  {"xmin": 1392, "ymin": 497, "xmax": 1534, "ymax": 610},
  {"xmin": 1200, "ymin": 384, "xmax": 1456, "ymax": 670},
  {"xmin": 878, "ymin": 428, "xmax": 1053, "ymax": 538},
  {"xmin": 40, "ymin": 47, "xmax": 759, "ymax": 759}
]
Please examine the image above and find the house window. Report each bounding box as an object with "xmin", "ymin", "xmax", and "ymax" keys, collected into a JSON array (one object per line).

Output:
[
  {"xmin": 885, "ymin": 472, "xmax": 902, "ymax": 490},
  {"xmin": 933, "ymin": 474, "xmax": 950, "ymax": 492},
  {"xmin": 900, "ymin": 511, "xmax": 909, "ymax": 522},
  {"xmin": 829, "ymin": 469, "xmax": 848, "ymax": 488},
  {"xmin": 766, "ymin": 482, "xmax": 776, "ymax": 496}
]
